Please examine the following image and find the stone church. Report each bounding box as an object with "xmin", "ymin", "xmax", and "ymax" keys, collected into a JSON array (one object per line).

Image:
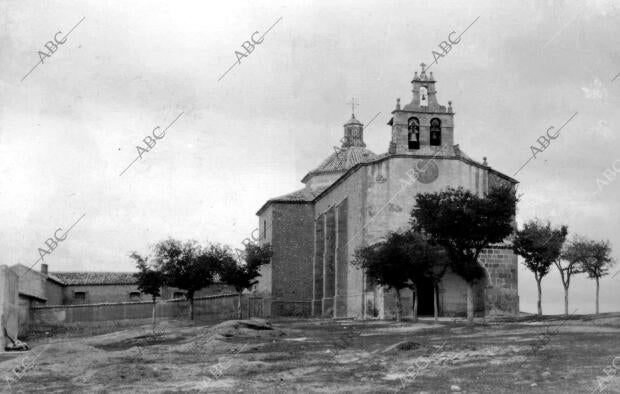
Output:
[{"xmin": 256, "ymin": 64, "xmax": 519, "ymax": 319}]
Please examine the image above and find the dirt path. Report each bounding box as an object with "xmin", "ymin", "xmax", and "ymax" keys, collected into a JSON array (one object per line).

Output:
[{"xmin": 1, "ymin": 315, "xmax": 619, "ymax": 393}]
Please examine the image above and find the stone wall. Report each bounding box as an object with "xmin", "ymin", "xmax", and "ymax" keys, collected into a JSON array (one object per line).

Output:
[
  {"xmin": 271, "ymin": 301, "xmax": 311, "ymax": 317},
  {"xmin": 256, "ymin": 205, "xmax": 273, "ymax": 296},
  {"xmin": 10, "ymin": 265, "xmax": 47, "ymax": 301},
  {"xmin": 159, "ymin": 284, "xmax": 235, "ymax": 300},
  {"xmin": 30, "ymin": 293, "xmax": 250, "ymax": 329},
  {"xmin": 270, "ymin": 203, "xmax": 315, "ymax": 317},
  {"xmin": 46, "ymin": 280, "xmax": 64, "ymax": 305},
  {"xmin": 480, "ymin": 246, "xmax": 519, "ymax": 315},
  {"xmin": 0, "ymin": 265, "xmax": 20, "ymax": 347}
]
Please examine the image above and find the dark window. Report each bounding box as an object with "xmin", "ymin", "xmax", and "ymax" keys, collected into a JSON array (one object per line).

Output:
[
  {"xmin": 173, "ymin": 292, "xmax": 185, "ymax": 299},
  {"xmin": 408, "ymin": 117, "xmax": 420, "ymax": 150},
  {"xmin": 74, "ymin": 292, "xmax": 86, "ymax": 303},
  {"xmin": 263, "ymin": 220, "xmax": 267, "ymax": 239},
  {"xmin": 129, "ymin": 292, "xmax": 141, "ymax": 301},
  {"xmin": 430, "ymin": 118, "xmax": 441, "ymax": 146}
]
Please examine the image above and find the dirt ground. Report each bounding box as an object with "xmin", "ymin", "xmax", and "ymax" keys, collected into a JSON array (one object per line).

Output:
[{"xmin": 1, "ymin": 313, "xmax": 620, "ymax": 393}]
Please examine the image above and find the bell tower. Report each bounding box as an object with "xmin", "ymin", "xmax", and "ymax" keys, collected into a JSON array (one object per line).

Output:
[{"xmin": 388, "ymin": 64, "xmax": 455, "ymax": 155}]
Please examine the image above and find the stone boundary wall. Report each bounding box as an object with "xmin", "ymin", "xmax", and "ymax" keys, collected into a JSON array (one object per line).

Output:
[
  {"xmin": 0, "ymin": 266, "xmax": 20, "ymax": 349},
  {"xmin": 480, "ymin": 245, "xmax": 519, "ymax": 316},
  {"xmin": 271, "ymin": 300, "xmax": 312, "ymax": 317},
  {"xmin": 30, "ymin": 293, "xmax": 261, "ymax": 330}
]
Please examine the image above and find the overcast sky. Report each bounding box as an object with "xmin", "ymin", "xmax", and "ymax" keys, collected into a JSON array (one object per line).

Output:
[{"xmin": 1, "ymin": 0, "xmax": 619, "ymax": 314}]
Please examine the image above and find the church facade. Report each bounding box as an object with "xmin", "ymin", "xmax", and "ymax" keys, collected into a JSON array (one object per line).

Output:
[{"xmin": 255, "ymin": 65, "xmax": 519, "ymax": 319}]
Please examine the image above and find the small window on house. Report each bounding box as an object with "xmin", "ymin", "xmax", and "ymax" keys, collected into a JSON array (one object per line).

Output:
[
  {"xmin": 263, "ymin": 220, "xmax": 267, "ymax": 239},
  {"xmin": 408, "ymin": 117, "xmax": 420, "ymax": 150},
  {"xmin": 430, "ymin": 118, "xmax": 441, "ymax": 146},
  {"xmin": 74, "ymin": 292, "xmax": 86, "ymax": 303},
  {"xmin": 173, "ymin": 292, "xmax": 185, "ymax": 299},
  {"xmin": 129, "ymin": 292, "xmax": 141, "ymax": 301}
]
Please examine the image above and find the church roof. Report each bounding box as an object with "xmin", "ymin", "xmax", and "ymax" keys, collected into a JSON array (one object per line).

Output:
[
  {"xmin": 309, "ymin": 149, "xmax": 518, "ymax": 204},
  {"xmin": 301, "ymin": 146, "xmax": 377, "ymax": 183},
  {"xmin": 453, "ymin": 144, "xmax": 473, "ymax": 161},
  {"xmin": 266, "ymin": 185, "xmax": 330, "ymax": 203},
  {"xmin": 257, "ymin": 147, "xmax": 517, "ymax": 215}
]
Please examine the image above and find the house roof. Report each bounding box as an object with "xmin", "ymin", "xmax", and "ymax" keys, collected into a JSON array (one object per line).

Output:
[
  {"xmin": 52, "ymin": 272, "xmax": 138, "ymax": 286},
  {"xmin": 47, "ymin": 273, "xmax": 65, "ymax": 285},
  {"xmin": 9, "ymin": 263, "xmax": 66, "ymax": 285}
]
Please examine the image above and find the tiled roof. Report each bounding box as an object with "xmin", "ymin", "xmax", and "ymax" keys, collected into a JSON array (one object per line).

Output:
[
  {"xmin": 47, "ymin": 274, "xmax": 65, "ymax": 285},
  {"xmin": 268, "ymin": 186, "xmax": 329, "ymax": 203},
  {"xmin": 52, "ymin": 272, "xmax": 138, "ymax": 286},
  {"xmin": 310, "ymin": 146, "xmax": 376, "ymax": 174}
]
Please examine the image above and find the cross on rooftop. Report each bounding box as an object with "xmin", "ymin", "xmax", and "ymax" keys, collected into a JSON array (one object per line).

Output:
[{"xmin": 346, "ymin": 97, "xmax": 359, "ymax": 117}]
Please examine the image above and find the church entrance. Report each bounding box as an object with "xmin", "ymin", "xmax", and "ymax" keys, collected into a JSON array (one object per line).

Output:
[{"xmin": 416, "ymin": 281, "xmax": 437, "ymax": 316}]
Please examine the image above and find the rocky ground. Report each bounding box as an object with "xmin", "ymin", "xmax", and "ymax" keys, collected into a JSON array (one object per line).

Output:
[{"xmin": 1, "ymin": 313, "xmax": 620, "ymax": 393}]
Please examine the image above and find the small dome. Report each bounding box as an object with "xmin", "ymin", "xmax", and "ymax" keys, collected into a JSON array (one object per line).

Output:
[
  {"xmin": 344, "ymin": 114, "xmax": 363, "ymax": 126},
  {"xmin": 302, "ymin": 110, "xmax": 374, "ymax": 186}
]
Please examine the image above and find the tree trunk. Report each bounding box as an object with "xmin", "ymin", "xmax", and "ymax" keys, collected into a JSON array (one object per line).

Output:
[
  {"xmin": 411, "ymin": 283, "xmax": 418, "ymax": 323},
  {"xmin": 395, "ymin": 288, "xmax": 402, "ymax": 322},
  {"xmin": 564, "ymin": 287, "xmax": 568, "ymax": 316},
  {"xmin": 152, "ymin": 295, "xmax": 156, "ymax": 328},
  {"xmin": 466, "ymin": 282, "xmax": 474, "ymax": 324},
  {"xmin": 238, "ymin": 292, "xmax": 243, "ymax": 320},
  {"xmin": 189, "ymin": 297, "xmax": 194, "ymax": 321},
  {"xmin": 596, "ymin": 277, "xmax": 600, "ymax": 315},
  {"xmin": 536, "ymin": 279, "xmax": 542, "ymax": 316},
  {"xmin": 412, "ymin": 284, "xmax": 418, "ymax": 323},
  {"xmin": 433, "ymin": 282, "xmax": 439, "ymax": 323}
]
